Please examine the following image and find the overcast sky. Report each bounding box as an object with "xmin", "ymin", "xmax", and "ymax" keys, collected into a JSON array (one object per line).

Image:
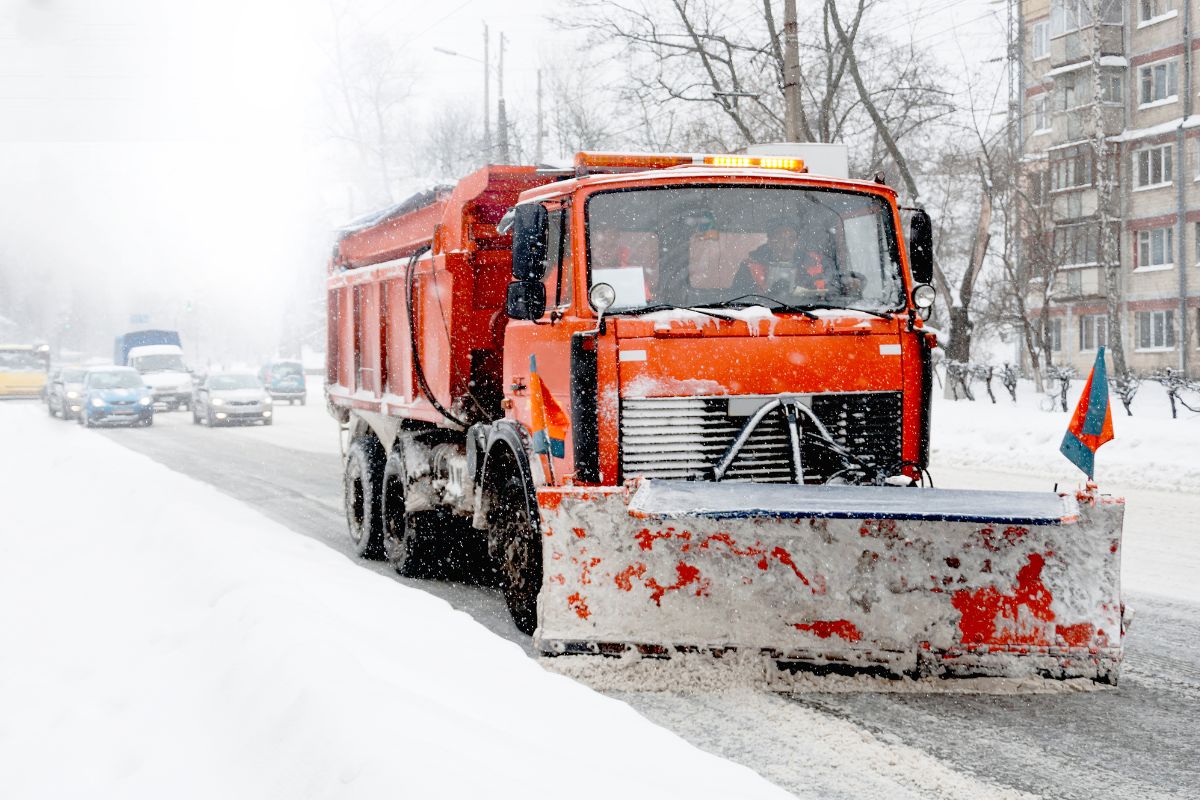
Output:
[{"xmin": 0, "ymin": 0, "xmax": 1000, "ymax": 362}]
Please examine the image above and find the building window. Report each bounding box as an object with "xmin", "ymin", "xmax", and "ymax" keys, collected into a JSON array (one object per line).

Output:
[
  {"xmin": 1101, "ymin": 74, "xmax": 1123, "ymax": 103},
  {"xmin": 1033, "ymin": 22, "xmax": 1050, "ymax": 59},
  {"xmin": 1195, "ymin": 221, "xmax": 1200, "ymax": 263},
  {"xmin": 1139, "ymin": 60, "xmax": 1179, "ymax": 105},
  {"xmin": 1028, "ymin": 171, "xmax": 1050, "ymax": 207},
  {"xmin": 1049, "ymin": 318, "xmax": 1063, "ymax": 352},
  {"xmin": 1134, "ymin": 144, "xmax": 1173, "ymax": 188},
  {"xmin": 1050, "ymin": 144, "xmax": 1093, "ymax": 190},
  {"xmin": 1054, "ymin": 222, "xmax": 1100, "ymax": 266},
  {"xmin": 1136, "ymin": 309, "xmax": 1176, "ymax": 349},
  {"xmin": 1138, "ymin": 0, "xmax": 1175, "ymax": 23},
  {"xmin": 1079, "ymin": 314, "xmax": 1108, "ymax": 351},
  {"xmin": 1136, "ymin": 227, "xmax": 1174, "ymax": 268},
  {"xmin": 1060, "ymin": 75, "xmax": 1079, "ymax": 110},
  {"xmin": 1051, "ymin": 0, "xmax": 1122, "ymax": 35},
  {"xmin": 1033, "ymin": 95, "xmax": 1050, "ymax": 131}
]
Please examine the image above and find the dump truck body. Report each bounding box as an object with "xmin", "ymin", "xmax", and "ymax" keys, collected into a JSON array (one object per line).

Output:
[{"xmin": 326, "ymin": 152, "xmax": 1125, "ymax": 683}]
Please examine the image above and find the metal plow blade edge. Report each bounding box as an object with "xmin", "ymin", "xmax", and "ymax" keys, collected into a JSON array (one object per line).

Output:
[{"xmin": 535, "ymin": 480, "xmax": 1125, "ymax": 684}]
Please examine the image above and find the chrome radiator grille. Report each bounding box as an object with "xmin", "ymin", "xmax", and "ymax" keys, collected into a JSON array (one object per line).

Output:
[{"xmin": 619, "ymin": 392, "xmax": 903, "ymax": 483}]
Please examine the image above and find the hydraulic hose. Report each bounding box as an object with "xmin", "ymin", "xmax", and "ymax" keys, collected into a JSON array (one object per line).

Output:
[{"xmin": 405, "ymin": 246, "xmax": 468, "ymax": 429}]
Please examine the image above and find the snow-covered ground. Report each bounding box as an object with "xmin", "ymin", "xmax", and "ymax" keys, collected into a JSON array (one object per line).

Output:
[
  {"xmin": 929, "ymin": 376, "xmax": 1200, "ymax": 604},
  {"xmin": 0, "ymin": 404, "xmax": 790, "ymax": 799}
]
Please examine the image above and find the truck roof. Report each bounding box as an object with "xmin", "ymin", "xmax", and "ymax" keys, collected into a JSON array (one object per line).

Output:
[{"xmin": 517, "ymin": 165, "xmax": 897, "ymax": 204}]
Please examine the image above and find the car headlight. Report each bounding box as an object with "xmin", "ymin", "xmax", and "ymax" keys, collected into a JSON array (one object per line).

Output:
[
  {"xmin": 90, "ymin": 397, "xmax": 104, "ymax": 408},
  {"xmin": 262, "ymin": 395, "xmax": 273, "ymax": 404},
  {"xmin": 139, "ymin": 396, "xmax": 152, "ymax": 406},
  {"xmin": 66, "ymin": 390, "xmax": 79, "ymax": 399},
  {"xmin": 211, "ymin": 397, "xmax": 225, "ymax": 406}
]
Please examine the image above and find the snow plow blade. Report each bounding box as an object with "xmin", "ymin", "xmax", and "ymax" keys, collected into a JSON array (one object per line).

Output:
[{"xmin": 535, "ymin": 480, "xmax": 1125, "ymax": 683}]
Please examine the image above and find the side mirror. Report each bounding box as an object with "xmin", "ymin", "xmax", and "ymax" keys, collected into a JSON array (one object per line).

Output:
[
  {"xmin": 511, "ymin": 203, "xmax": 548, "ymax": 281},
  {"xmin": 506, "ymin": 280, "xmax": 546, "ymax": 320},
  {"xmin": 908, "ymin": 208, "xmax": 934, "ymax": 286}
]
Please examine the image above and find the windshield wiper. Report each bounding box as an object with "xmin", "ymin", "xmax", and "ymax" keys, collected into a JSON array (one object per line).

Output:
[
  {"xmin": 617, "ymin": 302, "xmax": 737, "ymax": 322},
  {"xmin": 792, "ymin": 303, "xmax": 893, "ymax": 320},
  {"xmin": 695, "ymin": 294, "xmax": 819, "ymax": 320}
]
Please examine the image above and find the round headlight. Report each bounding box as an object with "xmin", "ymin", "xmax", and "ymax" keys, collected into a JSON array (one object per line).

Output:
[
  {"xmin": 263, "ymin": 395, "xmax": 273, "ymax": 404},
  {"xmin": 66, "ymin": 390, "xmax": 79, "ymax": 399},
  {"xmin": 211, "ymin": 397, "xmax": 225, "ymax": 406},
  {"xmin": 90, "ymin": 397, "xmax": 104, "ymax": 408},
  {"xmin": 589, "ymin": 282, "xmax": 617, "ymax": 313},
  {"xmin": 912, "ymin": 283, "xmax": 936, "ymax": 309},
  {"xmin": 139, "ymin": 396, "xmax": 152, "ymax": 406}
]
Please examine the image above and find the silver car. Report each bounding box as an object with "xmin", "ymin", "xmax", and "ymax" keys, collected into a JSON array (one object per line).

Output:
[
  {"xmin": 47, "ymin": 366, "xmax": 87, "ymax": 420},
  {"xmin": 191, "ymin": 372, "xmax": 273, "ymax": 427}
]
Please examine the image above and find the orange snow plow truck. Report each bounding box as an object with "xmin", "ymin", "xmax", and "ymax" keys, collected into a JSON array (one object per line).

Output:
[{"xmin": 326, "ymin": 150, "xmax": 1126, "ymax": 683}]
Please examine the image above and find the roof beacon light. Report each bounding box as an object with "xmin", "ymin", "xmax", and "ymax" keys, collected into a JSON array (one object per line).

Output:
[{"xmin": 575, "ymin": 151, "xmax": 806, "ymax": 175}]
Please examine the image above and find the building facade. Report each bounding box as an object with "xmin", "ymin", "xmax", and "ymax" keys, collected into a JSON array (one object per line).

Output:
[{"xmin": 1019, "ymin": 0, "xmax": 1199, "ymax": 377}]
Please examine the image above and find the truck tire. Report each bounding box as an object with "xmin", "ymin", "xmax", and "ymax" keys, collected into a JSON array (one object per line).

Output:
[
  {"xmin": 488, "ymin": 464, "xmax": 541, "ymax": 636},
  {"xmin": 343, "ymin": 435, "xmax": 385, "ymax": 559},
  {"xmin": 381, "ymin": 447, "xmax": 436, "ymax": 578}
]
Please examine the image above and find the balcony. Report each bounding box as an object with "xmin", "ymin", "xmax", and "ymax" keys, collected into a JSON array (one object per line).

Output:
[{"xmin": 1050, "ymin": 24, "xmax": 1125, "ymax": 69}]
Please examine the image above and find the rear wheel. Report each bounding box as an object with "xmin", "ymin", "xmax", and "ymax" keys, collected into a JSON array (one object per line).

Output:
[
  {"xmin": 343, "ymin": 435, "xmax": 385, "ymax": 559},
  {"xmin": 381, "ymin": 446, "xmax": 436, "ymax": 578},
  {"xmin": 488, "ymin": 462, "xmax": 541, "ymax": 635}
]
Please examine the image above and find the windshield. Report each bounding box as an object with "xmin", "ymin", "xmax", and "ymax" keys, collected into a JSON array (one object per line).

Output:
[
  {"xmin": 210, "ymin": 374, "xmax": 262, "ymax": 391},
  {"xmin": 270, "ymin": 363, "xmax": 303, "ymax": 378},
  {"xmin": 0, "ymin": 350, "xmax": 46, "ymax": 371},
  {"xmin": 131, "ymin": 354, "xmax": 186, "ymax": 372},
  {"xmin": 88, "ymin": 371, "xmax": 144, "ymax": 389},
  {"xmin": 61, "ymin": 369, "xmax": 86, "ymax": 383},
  {"xmin": 585, "ymin": 185, "xmax": 904, "ymax": 313}
]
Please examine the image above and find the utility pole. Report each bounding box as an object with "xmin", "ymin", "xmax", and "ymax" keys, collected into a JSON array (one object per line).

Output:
[
  {"xmin": 497, "ymin": 31, "xmax": 510, "ymax": 163},
  {"xmin": 536, "ymin": 68, "xmax": 544, "ymax": 164},
  {"xmin": 783, "ymin": 0, "xmax": 802, "ymax": 142},
  {"xmin": 483, "ymin": 23, "xmax": 491, "ymax": 163}
]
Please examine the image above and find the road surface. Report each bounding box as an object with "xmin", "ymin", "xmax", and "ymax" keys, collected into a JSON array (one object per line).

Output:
[{"xmin": 93, "ymin": 403, "xmax": 1200, "ymax": 799}]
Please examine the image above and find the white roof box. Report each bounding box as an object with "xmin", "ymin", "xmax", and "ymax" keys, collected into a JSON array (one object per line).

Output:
[{"xmin": 746, "ymin": 142, "xmax": 849, "ymax": 179}]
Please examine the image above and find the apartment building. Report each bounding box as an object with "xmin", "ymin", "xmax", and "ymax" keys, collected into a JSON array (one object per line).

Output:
[{"xmin": 1020, "ymin": 0, "xmax": 1198, "ymax": 377}]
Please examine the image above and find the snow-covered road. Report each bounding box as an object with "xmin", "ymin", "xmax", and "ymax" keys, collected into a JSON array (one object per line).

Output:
[{"xmin": 46, "ymin": 385, "xmax": 1200, "ymax": 800}]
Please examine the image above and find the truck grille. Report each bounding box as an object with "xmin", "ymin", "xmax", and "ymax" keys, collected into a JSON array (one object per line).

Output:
[{"xmin": 619, "ymin": 392, "xmax": 903, "ymax": 483}]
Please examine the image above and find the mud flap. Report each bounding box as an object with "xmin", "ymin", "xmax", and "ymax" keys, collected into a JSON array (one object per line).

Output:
[{"xmin": 535, "ymin": 480, "xmax": 1124, "ymax": 682}]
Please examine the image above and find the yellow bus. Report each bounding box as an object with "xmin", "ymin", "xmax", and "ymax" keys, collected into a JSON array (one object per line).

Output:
[{"xmin": 0, "ymin": 344, "xmax": 51, "ymax": 398}]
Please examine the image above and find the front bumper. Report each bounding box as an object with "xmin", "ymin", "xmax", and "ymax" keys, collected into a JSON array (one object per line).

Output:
[
  {"xmin": 151, "ymin": 390, "xmax": 191, "ymax": 406},
  {"xmin": 89, "ymin": 404, "xmax": 153, "ymax": 423},
  {"xmin": 211, "ymin": 405, "xmax": 272, "ymax": 423}
]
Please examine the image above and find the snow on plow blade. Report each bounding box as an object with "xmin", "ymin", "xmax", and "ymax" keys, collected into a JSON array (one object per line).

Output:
[{"xmin": 536, "ymin": 480, "xmax": 1125, "ymax": 683}]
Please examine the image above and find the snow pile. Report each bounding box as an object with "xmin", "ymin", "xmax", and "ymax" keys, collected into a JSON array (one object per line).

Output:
[
  {"xmin": 930, "ymin": 377, "xmax": 1200, "ymax": 494},
  {"xmin": 0, "ymin": 404, "xmax": 790, "ymax": 800}
]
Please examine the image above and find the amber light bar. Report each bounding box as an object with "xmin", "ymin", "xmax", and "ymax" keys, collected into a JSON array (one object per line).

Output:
[{"xmin": 574, "ymin": 151, "xmax": 807, "ymax": 175}]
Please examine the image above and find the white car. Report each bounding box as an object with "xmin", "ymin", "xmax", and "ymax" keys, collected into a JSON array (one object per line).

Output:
[{"xmin": 191, "ymin": 372, "xmax": 273, "ymax": 427}]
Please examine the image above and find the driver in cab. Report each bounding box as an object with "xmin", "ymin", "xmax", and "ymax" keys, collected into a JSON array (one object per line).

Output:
[{"xmin": 732, "ymin": 215, "xmax": 861, "ymax": 301}]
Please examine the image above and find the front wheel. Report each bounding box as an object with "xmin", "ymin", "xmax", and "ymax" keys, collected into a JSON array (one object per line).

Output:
[
  {"xmin": 488, "ymin": 467, "xmax": 541, "ymax": 636},
  {"xmin": 343, "ymin": 435, "xmax": 385, "ymax": 559}
]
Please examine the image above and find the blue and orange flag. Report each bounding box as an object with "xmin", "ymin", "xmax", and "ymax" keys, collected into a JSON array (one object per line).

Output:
[
  {"xmin": 529, "ymin": 355, "xmax": 568, "ymax": 458},
  {"xmin": 1060, "ymin": 347, "xmax": 1115, "ymax": 479}
]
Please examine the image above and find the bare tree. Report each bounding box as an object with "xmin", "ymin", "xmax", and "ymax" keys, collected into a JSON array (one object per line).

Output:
[
  {"xmin": 321, "ymin": 1, "xmax": 417, "ymax": 205},
  {"xmin": 420, "ymin": 103, "xmax": 486, "ymax": 179}
]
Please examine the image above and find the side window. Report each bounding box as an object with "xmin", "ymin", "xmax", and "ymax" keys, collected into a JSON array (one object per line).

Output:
[{"xmin": 542, "ymin": 208, "xmax": 574, "ymax": 309}]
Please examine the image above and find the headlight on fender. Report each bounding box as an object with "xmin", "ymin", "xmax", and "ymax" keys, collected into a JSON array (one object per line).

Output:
[
  {"xmin": 211, "ymin": 397, "xmax": 225, "ymax": 406},
  {"xmin": 90, "ymin": 397, "xmax": 104, "ymax": 408},
  {"xmin": 139, "ymin": 396, "xmax": 152, "ymax": 406}
]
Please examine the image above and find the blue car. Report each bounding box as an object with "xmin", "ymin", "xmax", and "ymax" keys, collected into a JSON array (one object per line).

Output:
[{"xmin": 78, "ymin": 367, "xmax": 155, "ymax": 428}]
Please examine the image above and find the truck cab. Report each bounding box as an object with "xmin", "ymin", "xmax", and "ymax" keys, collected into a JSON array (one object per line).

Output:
[{"xmin": 500, "ymin": 152, "xmax": 937, "ymax": 489}]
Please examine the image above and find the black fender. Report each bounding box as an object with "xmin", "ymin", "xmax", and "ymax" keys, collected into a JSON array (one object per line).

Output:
[{"xmin": 476, "ymin": 420, "xmax": 539, "ymax": 542}]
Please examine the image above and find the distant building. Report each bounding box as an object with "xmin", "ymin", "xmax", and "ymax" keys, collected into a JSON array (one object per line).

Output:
[{"xmin": 1018, "ymin": 0, "xmax": 1197, "ymax": 376}]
